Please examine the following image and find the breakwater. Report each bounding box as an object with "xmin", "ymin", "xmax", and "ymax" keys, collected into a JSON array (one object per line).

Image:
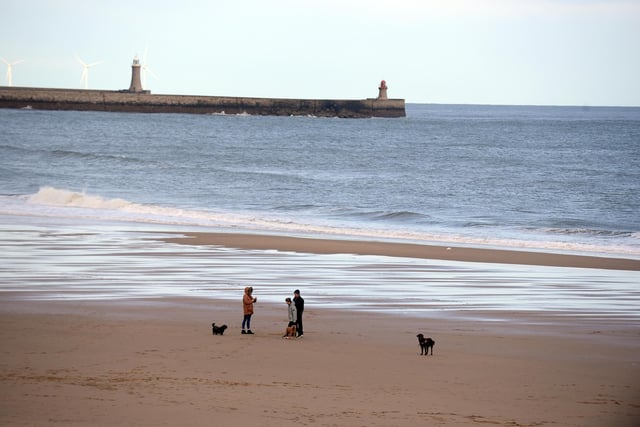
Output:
[{"xmin": 0, "ymin": 86, "xmax": 405, "ymax": 118}]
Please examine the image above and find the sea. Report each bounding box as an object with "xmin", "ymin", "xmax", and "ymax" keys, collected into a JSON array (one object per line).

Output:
[{"xmin": 1, "ymin": 104, "xmax": 639, "ymax": 323}]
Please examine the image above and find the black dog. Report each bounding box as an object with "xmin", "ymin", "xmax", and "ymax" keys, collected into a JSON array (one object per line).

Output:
[
  {"xmin": 211, "ymin": 323, "xmax": 228, "ymax": 335},
  {"xmin": 416, "ymin": 333, "xmax": 435, "ymax": 355}
]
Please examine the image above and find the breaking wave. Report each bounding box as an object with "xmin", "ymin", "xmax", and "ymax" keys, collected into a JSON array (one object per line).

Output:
[{"xmin": 0, "ymin": 186, "xmax": 636, "ymax": 258}]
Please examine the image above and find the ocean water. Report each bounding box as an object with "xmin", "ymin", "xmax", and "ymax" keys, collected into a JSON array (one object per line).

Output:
[
  {"xmin": 1, "ymin": 104, "xmax": 639, "ymax": 257},
  {"xmin": 1, "ymin": 104, "xmax": 639, "ymax": 322}
]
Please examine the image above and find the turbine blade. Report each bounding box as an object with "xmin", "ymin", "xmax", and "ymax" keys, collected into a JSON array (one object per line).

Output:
[{"xmin": 144, "ymin": 66, "xmax": 160, "ymax": 80}]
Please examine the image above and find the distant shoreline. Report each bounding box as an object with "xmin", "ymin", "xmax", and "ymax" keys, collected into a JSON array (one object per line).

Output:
[
  {"xmin": 408, "ymin": 102, "xmax": 640, "ymax": 109},
  {"xmin": 162, "ymin": 231, "xmax": 640, "ymax": 271}
]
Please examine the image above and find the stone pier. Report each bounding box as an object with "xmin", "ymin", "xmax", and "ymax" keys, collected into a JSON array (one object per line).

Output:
[{"xmin": 0, "ymin": 86, "xmax": 405, "ymax": 118}]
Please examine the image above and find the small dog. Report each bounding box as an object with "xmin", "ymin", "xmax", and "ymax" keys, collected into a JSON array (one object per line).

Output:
[
  {"xmin": 284, "ymin": 322, "xmax": 297, "ymax": 339},
  {"xmin": 416, "ymin": 333, "xmax": 435, "ymax": 355},
  {"xmin": 211, "ymin": 323, "xmax": 228, "ymax": 335}
]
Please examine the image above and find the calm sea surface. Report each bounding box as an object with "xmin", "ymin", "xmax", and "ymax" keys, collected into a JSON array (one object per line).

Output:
[{"xmin": 1, "ymin": 104, "xmax": 639, "ymax": 321}]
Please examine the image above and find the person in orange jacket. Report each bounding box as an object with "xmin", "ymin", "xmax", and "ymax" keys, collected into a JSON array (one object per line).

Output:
[{"xmin": 242, "ymin": 286, "xmax": 257, "ymax": 334}]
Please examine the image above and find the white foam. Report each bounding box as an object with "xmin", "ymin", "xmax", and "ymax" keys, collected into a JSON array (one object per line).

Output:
[
  {"xmin": 29, "ymin": 187, "xmax": 131, "ymax": 210},
  {"xmin": 2, "ymin": 187, "xmax": 639, "ymax": 259}
]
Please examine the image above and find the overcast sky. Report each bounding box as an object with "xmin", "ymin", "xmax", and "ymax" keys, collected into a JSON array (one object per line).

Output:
[{"xmin": 3, "ymin": 0, "xmax": 640, "ymax": 106}]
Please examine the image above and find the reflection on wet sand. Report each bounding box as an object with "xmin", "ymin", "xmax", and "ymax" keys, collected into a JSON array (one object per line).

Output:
[{"xmin": 1, "ymin": 224, "xmax": 638, "ymax": 328}]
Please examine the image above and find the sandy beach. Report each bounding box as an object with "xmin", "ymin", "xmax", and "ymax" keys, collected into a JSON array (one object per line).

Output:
[
  {"xmin": 163, "ymin": 232, "xmax": 640, "ymax": 271},
  {"xmin": 1, "ymin": 231, "xmax": 639, "ymax": 426},
  {"xmin": 1, "ymin": 297, "xmax": 638, "ymax": 427}
]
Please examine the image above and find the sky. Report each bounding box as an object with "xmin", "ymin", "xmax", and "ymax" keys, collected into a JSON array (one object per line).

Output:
[{"xmin": 2, "ymin": 0, "xmax": 640, "ymax": 106}]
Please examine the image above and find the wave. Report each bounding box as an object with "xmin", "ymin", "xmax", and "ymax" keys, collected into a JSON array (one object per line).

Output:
[
  {"xmin": 273, "ymin": 204, "xmax": 318, "ymax": 212},
  {"xmin": 0, "ymin": 143, "xmax": 149, "ymax": 165},
  {"xmin": 49, "ymin": 149, "xmax": 144, "ymax": 164},
  {"xmin": 543, "ymin": 227, "xmax": 636, "ymax": 239},
  {"xmin": 342, "ymin": 209, "xmax": 428, "ymax": 222},
  {"xmin": 29, "ymin": 187, "xmax": 133, "ymax": 210},
  {"xmin": 270, "ymin": 206, "xmax": 427, "ymax": 222},
  {"xmin": 24, "ymin": 187, "xmax": 232, "ymax": 225},
  {"xmin": 2, "ymin": 186, "xmax": 639, "ymax": 258},
  {"xmin": 0, "ymin": 144, "xmax": 27, "ymax": 154},
  {"xmin": 368, "ymin": 210, "xmax": 427, "ymax": 222}
]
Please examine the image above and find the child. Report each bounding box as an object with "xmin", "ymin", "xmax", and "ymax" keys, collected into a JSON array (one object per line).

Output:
[{"xmin": 283, "ymin": 297, "xmax": 297, "ymax": 339}]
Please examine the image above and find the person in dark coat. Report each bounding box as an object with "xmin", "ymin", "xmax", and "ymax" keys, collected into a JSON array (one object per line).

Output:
[{"xmin": 293, "ymin": 289, "xmax": 304, "ymax": 337}]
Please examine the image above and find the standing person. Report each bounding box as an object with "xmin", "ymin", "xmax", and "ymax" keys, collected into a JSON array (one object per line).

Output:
[
  {"xmin": 242, "ymin": 286, "xmax": 257, "ymax": 335},
  {"xmin": 293, "ymin": 289, "xmax": 304, "ymax": 337},
  {"xmin": 283, "ymin": 297, "xmax": 297, "ymax": 339}
]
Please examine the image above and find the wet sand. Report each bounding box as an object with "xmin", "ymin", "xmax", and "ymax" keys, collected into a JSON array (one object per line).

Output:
[{"xmin": 163, "ymin": 231, "xmax": 640, "ymax": 271}]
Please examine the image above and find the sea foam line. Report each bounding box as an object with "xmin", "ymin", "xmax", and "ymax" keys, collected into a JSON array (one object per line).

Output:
[{"xmin": 2, "ymin": 186, "xmax": 638, "ymax": 258}]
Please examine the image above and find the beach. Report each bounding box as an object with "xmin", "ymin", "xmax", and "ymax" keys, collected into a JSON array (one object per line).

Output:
[{"xmin": 1, "ymin": 231, "xmax": 639, "ymax": 427}]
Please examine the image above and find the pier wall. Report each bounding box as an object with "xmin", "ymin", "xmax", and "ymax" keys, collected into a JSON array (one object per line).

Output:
[{"xmin": 0, "ymin": 87, "xmax": 405, "ymax": 118}]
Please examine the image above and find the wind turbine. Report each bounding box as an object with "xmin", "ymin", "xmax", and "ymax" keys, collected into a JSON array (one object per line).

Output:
[
  {"xmin": 141, "ymin": 47, "xmax": 159, "ymax": 88},
  {"xmin": 1, "ymin": 57, "xmax": 24, "ymax": 86},
  {"xmin": 76, "ymin": 55, "xmax": 103, "ymax": 89}
]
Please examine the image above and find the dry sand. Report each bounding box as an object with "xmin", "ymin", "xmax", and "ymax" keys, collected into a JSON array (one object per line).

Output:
[{"xmin": 1, "ymin": 232, "xmax": 639, "ymax": 426}]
